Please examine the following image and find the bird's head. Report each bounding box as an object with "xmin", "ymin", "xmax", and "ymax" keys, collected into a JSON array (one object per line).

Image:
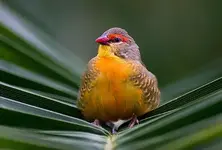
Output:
[{"xmin": 96, "ymin": 27, "xmax": 141, "ymax": 61}]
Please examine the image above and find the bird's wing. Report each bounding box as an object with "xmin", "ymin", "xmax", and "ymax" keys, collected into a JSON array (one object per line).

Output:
[
  {"xmin": 129, "ymin": 61, "xmax": 160, "ymax": 110},
  {"xmin": 77, "ymin": 57, "xmax": 99, "ymax": 110}
]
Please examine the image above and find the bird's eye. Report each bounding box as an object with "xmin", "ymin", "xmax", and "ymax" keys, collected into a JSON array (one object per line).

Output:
[{"xmin": 113, "ymin": 37, "xmax": 121, "ymax": 43}]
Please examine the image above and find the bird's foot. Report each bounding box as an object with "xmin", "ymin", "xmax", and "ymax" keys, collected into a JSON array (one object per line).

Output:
[
  {"xmin": 128, "ymin": 115, "xmax": 139, "ymax": 128},
  {"xmin": 91, "ymin": 119, "xmax": 101, "ymax": 126}
]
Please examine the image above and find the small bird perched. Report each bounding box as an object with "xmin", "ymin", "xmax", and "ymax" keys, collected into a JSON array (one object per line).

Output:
[{"xmin": 77, "ymin": 27, "xmax": 160, "ymax": 132}]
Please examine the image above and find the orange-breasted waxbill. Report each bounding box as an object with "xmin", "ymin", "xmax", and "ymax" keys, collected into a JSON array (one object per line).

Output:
[{"xmin": 77, "ymin": 27, "xmax": 160, "ymax": 133}]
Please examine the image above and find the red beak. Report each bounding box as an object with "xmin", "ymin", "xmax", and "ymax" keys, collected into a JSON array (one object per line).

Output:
[{"xmin": 95, "ymin": 35, "xmax": 109, "ymax": 45}]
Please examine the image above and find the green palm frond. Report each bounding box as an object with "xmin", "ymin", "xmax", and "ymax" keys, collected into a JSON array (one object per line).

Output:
[{"xmin": 0, "ymin": 3, "xmax": 222, "ymax": 150}]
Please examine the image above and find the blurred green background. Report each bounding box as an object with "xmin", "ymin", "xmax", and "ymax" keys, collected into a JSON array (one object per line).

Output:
[{"xmin": 2, "ymin": 0, "xmax": 222, "ymax": 102}]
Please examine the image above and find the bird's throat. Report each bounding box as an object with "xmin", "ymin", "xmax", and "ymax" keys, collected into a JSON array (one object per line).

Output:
[{"xmin": 97, "ymin": 45, "xmax": 116, "ymax": 57}]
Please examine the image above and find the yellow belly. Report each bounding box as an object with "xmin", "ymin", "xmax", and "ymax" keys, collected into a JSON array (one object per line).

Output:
[{"xmin": 82, "ymin": 56, "xmax": 148, "ymax": 121}]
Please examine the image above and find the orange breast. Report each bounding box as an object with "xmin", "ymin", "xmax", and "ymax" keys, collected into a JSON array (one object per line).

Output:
[{"xmin": 82, "ymin": 56, "xmax": 148, "ymax": 121}]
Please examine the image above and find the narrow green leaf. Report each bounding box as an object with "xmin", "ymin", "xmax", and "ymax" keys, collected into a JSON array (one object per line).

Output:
[
  {"xmin": 0, "ymin": 38, "xmax": 78, "ymax": 90},
  {"xmin": 0, "ymin": 125, "xmax": 107, "ymax": 150},
  {"xmin": 0, "ymin": 96, "xmax": 109, "ymax": 135},
  {"xmin": 115, "ymin": 114, "xmax": 222, "ymax": 150},
  {"xmin": 0, "ymin": 61, "xmax": 77, "ymax": 98},
  {"xmin": 156, "ymin": 120, "xmax": 222, "ymax": 150},
  {"xmin": 1, "ymin": 82, "xmax": 79, "ymax": 117},
  {"xmin": 116, "ymin": 89, "xmax": 222, "ymax": 147},
  {"xmin": 38, "ymin": 131, "xmax": 107, "ymax": 143},
  {"xmin": 24, "ymin": 88, "xmax": 77, "ymax": 105}
]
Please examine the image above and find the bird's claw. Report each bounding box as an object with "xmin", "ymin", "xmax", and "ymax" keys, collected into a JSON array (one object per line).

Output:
[
  {"xmin": 91, "ymin": 119, "xmax": 101, "ymax": 126},
  {"xmin": 128, "ymin": 115, "xmax": 139, "ymax": 128}
]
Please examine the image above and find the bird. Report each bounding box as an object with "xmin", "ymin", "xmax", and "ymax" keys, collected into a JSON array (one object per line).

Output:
[{"xmin": 77, "ymin": 27, "xmax": 160, "ymax": 133}]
